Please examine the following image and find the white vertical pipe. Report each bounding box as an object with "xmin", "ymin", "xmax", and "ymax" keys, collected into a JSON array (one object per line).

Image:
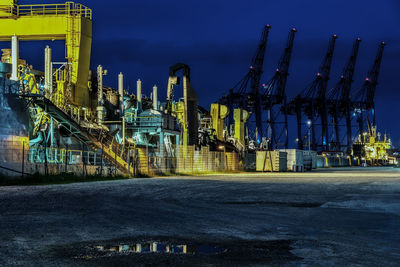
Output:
[
  {"xmin": 44, "ymin": 45, "xmax": 52, "ymax": 98},
  {"xmin": 153, "ymin": 85, "xmax": 158, "ymax": 110},
  {"xmin": 122, "ymin": 116, "xmax": 125, "ymax": 147},
  {"xmin": 137, "ymin": 79, "xmax": 142, "ymax": 104},
  {"xmin": 11, "ymin": 35, "xmax": 19, "ymax": 81},
  {"xmin": 97, "ymin": 65, "xmax": 103, "ymax": 104},
  {"xmin": 118, "ymin": 72, "xmax": 124, "ymax": 115}
]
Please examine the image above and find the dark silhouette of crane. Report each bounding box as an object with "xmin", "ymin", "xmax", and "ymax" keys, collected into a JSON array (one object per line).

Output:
[
  {"xmin": 219, "ymin": 25, "xmax": 271, "ymax": 144},
  {"xmin": 261, "ymin": 28, "xmax": 297, "ymax": 149},
  {"xmin": 327, "ymin": 38, "xmax": 361, "ymax": 152},
  {"xmin": 352, "ymin": 41, "xmax": 385, "ymax": 136},
  {"xmin": 287, "ymin": 34, "xmax": 337, "ymax": 151}
]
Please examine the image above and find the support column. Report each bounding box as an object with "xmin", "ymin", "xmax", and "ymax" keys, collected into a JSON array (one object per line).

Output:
[
  {"xmin": 160, "ymin": 131, "xmax": 165, "ymax": 172},
  {"xmin": 122, "ymin": 116, "xmax": 125, "ymax": 147},
  {"xmin": 153, "ymin": 85, "xmax": 158, "ymax": 110},
  {"xmin": 137, "ymin": 79, "xmax": 142, "ymax": 110},
  {"xmin": 283, "ymin": 97, "xmax": 289, "ymax": 149},
  {"xmin": 118, "ymin": 72, "xmax": 124, "ymax": 115},
  {"xmin": 333, "ymin": 107, "xmax": 340, "ymax": 151},
  {"xmin": 44, "ymin": 45, "xmax": 52, "ymax": 98},
  {"xmin": 11, "ymin": 35, "xmax": 19, "ymax": 81},
  {"xmin": 96, "ymin": 65, "xmax": 105, "ymax": 124},
  {"xmin": 345, "ymin": 106, "xmax": 352, "ymax": 153},
  {"xmin": 296, "ymin": 107, "xmax": 303, "ymax": 150}
]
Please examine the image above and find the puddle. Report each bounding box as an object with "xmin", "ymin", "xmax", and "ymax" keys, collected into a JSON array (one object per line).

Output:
[
  {"xmin": 93, "ymin": 242, "xmax": 227, "ymax": 255},
  {"xmin": 60, "ymin": 238, "xmax": 301, "ymax": 265}
]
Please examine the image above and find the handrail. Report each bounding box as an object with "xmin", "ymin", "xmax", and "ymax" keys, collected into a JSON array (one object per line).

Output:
[{"xmin": 8, "ymin": 2, "xmax": 92, "ymax": 20}]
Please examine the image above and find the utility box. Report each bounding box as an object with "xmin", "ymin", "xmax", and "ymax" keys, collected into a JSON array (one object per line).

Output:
[
  {"xmin": 303, "ymin": 150, "xmax": 317, "ymax": 170},
  {"xmin": 279, "ymin": 149, "xmax": 303, "ymax": 171},
  {"xmin": 256, "ymin": 151, "xmax": 287, "ymax": 172}
]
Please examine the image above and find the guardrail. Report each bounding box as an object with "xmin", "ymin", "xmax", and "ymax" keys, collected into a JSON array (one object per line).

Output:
[{"xmin": 7, "ymin": 2, "xmax": 92, "ymax": 19}]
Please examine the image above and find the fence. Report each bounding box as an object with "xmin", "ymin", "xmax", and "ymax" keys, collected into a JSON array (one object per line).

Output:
[
  {"xmin": 136, "ymin": 145, "xmax": 240, "ymax": 175},
  {"xmin": 0, "ymin": 140, "xmax": 241, "ymax": 177},
  {"xmin": 0, "ymin": 140, "xmax": 118, "ymax": 177}
]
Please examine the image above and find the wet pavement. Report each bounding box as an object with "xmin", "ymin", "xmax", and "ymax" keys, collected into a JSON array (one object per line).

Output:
[{"xmin": 0, "ymin": 167, "xmax": 400, "ymax": 266}]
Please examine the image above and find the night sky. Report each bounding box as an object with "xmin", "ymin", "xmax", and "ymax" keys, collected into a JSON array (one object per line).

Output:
[{"xmin": 9, "ymin": 0, "xmax": 400, "ymax": 146}]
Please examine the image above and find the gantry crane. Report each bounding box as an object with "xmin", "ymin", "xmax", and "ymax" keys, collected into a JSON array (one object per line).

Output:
[
  {"xmin": 219, "ymin": 25, "xmax": 271, "ymax": 144},
  {"xmin": 352, "ymin": 42, "xmax": 385, "ymax": 135},
  {"xmin": 327, "ymin": 38, "xmax": 361, "ymax": 152},
  {"xmin": 261, "ymin": 28, "xmax": 296, "ymax": 150},
  {"xmin": 287, "ymin": 35, "xmax": 337, "ymax": 151},
  {"xmin": 0, "ymin": 0, "xmax": 92, "ymax": 107}
]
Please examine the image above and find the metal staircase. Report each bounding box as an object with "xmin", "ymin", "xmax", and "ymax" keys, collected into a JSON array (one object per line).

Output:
[{"xmin": 25, "ymin": 95, "xmax": 134, "ymax": 175}]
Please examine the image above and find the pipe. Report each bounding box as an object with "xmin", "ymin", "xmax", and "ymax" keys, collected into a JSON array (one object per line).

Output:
[
  {"xmin": 11, "ymin": 34, "xmax": 18, "ymax": 81},
  {"xmin": 44, "ymin": 45, "xmax": 51, "ymax": 98},
  {"xmin": 96, "ymin": 65, "xmax": 104, "ymax": 124},
  {"xmin": 153, "ymin": 84, "xmax": 158, "ymax": 110},
  {"xmin": 118, "ymin": 72, "xmax": 124, "ymax": 115},
  {"xmin": 137, "ymin": 79, "xmax": 142, "ymax": 104},
  {"xmin": 122, "ymin": 116, "xmax": 125, "ymax": 147},
  {"xmin": 29, "ymin": 131, "xmax": 43, "ymax": 147}
]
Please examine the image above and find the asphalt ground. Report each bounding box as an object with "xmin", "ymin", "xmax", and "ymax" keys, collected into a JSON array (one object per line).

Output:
[{"xmin": 0, "ymin": 167, "xmax": 399, "ymax": 266}]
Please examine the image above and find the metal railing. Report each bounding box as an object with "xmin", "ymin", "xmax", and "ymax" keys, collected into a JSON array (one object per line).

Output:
[
  {"xmin": 125, "ymin": 114, "xmax": 180, "ymax": 132},
  {"xmin": 8, "ymin": 2, "xmax": 92, "ymax": 19}
]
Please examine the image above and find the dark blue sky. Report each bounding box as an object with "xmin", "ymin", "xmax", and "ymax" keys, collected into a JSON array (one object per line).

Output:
[{"xmin": 13, "ymin": 0, "xmax": 400, "ymax": 146}]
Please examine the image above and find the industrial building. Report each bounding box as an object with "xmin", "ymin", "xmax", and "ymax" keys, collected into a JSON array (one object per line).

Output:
[{"xmin": 0, "ymin": 0, "xmax": 396, "ymax": 177}]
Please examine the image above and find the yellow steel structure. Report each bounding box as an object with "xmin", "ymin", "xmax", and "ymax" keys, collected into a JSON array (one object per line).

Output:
[
  {"xmin": 362, "ymin": 126, "xmax": 391, "ymax": 163},
  {"xmin": 233, "ymin": 108, "xmax": 249, "ymax": 146},
  {"xmin": 172, "ymin": 101, "xmax": 187, "ymax": 145},
  {"xmin": 354, "ymin": 119, "xmax": 392, "ymax": 164},
  {"xmin": 210, "ymin": 103, "xmax": 229, "ymax": 141},
  {"xmin": 0, "ymin": 0, "xmax": 92, "ymax": 107}
]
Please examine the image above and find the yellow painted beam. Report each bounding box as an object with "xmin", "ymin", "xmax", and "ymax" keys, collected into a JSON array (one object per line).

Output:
[
  {"xmin": 0, "ymin": 16, "xmax": 66, "ymax": 40},
  {"xmin": 234, "ymin": 108, "xmax": 249, "ymax": 146},
  {"xmin": 210, "ymin": 103, "xmax": 228, "ymax": 141}
]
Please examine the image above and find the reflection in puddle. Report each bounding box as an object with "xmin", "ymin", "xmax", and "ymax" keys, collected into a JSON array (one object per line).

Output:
[{"xmin": 94, "ymin": 242, "xmax": 226, "ymax": 255}]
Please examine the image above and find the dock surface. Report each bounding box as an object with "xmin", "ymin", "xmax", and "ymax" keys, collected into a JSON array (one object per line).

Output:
[{"xmin": 1, "ymin": 167, "xmax": 399, "ymax": 266}]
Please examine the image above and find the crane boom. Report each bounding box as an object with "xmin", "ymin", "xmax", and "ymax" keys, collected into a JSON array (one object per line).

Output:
[
  {"xmin": 302, "ymin": 34, "xmax": 337, "ymax": 99},
  {"xmin": 327, "ymin": 38, "xmax": 361, "ymax": 151},
  {"xmin": 353, "ymin": 42, "xmax": 385, "ymax": 118},
  {"xmin": 218, "ymin": 25, "xmax": 271, "ymax": 143},
  {"xmin": 328, "ymin": 38, "xmax": 361, "ymax": 102},
  {"xmin": 261, "ymin": 28, "xmax": 297, "ymax": 149},
  {"xmin": 248, "ymin": 25, "xmax": 271, "ymax": 142},
  {"xmin": 287, "ymin": 34, "xmax": 337, "ymax": 151},
  {"xmin": 262, "ymin": 28, "xmax": 296, "ymax": 102},
  {"xmin": 249, "ymin": 25, "xmax": 271, "ymax": 95}
]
